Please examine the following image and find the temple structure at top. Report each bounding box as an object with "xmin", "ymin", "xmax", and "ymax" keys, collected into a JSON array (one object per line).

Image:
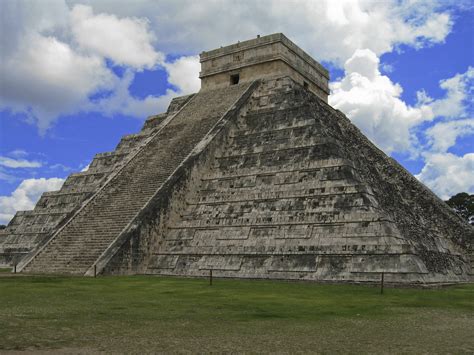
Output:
[{"xmin": 199, "ymin": 33, "xmax": 330, "ymax": 101}]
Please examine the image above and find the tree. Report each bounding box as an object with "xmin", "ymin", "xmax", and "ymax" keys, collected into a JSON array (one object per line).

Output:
[{"xmin": 445, "ymin": 193, "xmax": 473, "ymax": 225}]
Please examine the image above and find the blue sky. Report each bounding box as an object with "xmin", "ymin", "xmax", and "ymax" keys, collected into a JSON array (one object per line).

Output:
[{"xmin": 0, "ymin": 0, "xmax": 473, "ymax": 225}]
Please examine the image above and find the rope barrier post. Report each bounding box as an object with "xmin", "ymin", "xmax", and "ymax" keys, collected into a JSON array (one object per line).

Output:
[{"xmin": 380, "ymin": 272, "xmax": 384, "ymax": 295}]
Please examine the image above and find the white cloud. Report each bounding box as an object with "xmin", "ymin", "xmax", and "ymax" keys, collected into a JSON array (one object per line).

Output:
[
  {"xmin": 0, "ymin": 178, "xmax": 65, "ymax": 225},
  {"xmin": 0, "ymin": 157, "xmax": 42, "ymax": 169},
  {"xmin": 87, "ymin": 70, "xmax": 180, "ymax": 118},
  {"xmin": 0, "ymin": 2, "xmax": 205, "ymax": 132},
  {"xmin": 0, "ymin": 0, "xmax": 458, "ymax": 133},
  {"xmin": 416, "ymin": 153, "xmax": 474, "ymax": 200},
  {"xmin": 425, "ymin": 119, "xmax": 474, "ymax": 153},
  {"xmin": 164, "ymin": 56, "xmax": 201, "ymax": 94},
  {"xmin": 421, "ymin": 66, "xmax": 474, "ymax": 118},
  {"xmin": 0, "ymin": 0, "xmax": 70, "ymax": 55},
  {"xmin": 0, "ymin": 2, "xmax": 167, "ymax": 132},
  {"xmin": 0, "ymin": 32, "xmax": 116, "ymax": 133},
  {"xmin": 70, "ymin": 4, "xmax": 163, "ymax": 70},
  {"xmin": 87, "ymin": 0, "xmax": 452, "ymax": 65},
  {"xmin": 329, "ymin": 49, "xmax": 433, "ymax": 154},
  {"xmin": 87, "ymin": 54, "xmax": 201, "ymax": 119},
  {"xmin": 329, "ymin": 50, "xmax": 473, "ymax": 157}
]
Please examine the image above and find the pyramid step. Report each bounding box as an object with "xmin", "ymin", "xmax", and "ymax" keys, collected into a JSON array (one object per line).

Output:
[{"xmin": 22, "ymin": 83, "xmax": 252, "ymax": 275}]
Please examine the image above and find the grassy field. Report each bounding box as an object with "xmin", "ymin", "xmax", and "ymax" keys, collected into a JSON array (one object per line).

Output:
[{"xmin": 0, "ymin": 275, "xmax": 473, "ymax": 354}]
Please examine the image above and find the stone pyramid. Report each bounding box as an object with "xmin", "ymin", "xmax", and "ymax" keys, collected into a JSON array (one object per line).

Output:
[{"xmin": 1, "ymin": 34, "xmax": 472, "ymax": 284}]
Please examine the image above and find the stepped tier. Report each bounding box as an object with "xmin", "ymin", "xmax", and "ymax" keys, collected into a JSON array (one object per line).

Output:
[
  {"xmin": 102, "ymin": 77, "xmax": 472, "ymax": 284},
  {"xmin": 2, "ymin": 77, "xmax": 472, "ymax": 284},
  {"xmin": 18, "ymin": 82, "xmax": 255, "ymax": 275},
  {"xmin": 0, "ymin": 95, "xmax": 193, "ymax": 267},
  {"xmin": 2, "ymin": 31, "xmax": 472, "ymax": 284}
]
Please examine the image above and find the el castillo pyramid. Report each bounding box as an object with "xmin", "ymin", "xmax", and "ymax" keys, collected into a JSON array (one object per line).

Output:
[{"xmin": 1, "ymin": 34, "xmax": 472, "ymax": 284}]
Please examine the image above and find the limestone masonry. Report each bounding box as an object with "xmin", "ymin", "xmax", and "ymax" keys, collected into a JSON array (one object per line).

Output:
[
  {"xmin": 1, "ymin": 34, "xmax": 472, "ymax": 284},
  {"xmin": 200, "ymin": 33, "xmax": 329, "ymax": 101}
]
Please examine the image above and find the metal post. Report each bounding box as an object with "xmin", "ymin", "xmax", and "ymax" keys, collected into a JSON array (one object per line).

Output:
[
  {"xmin": 209, "ymin": 269, "xmax": 213, "ymax": 286},
  {"xmin": 380, "ymin": 272, "xmax": 384, "ymax": 294},
  {"xmin": 14, "ymin": 263, "xmax": 17, "ymax": 274},
  {"xmin": 94, "ymin": 265, "xmax": 97, "ymax": 278}
]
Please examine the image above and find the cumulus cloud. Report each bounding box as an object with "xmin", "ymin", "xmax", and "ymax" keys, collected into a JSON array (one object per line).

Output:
[
  {"xmin": 0, "ymin": 0, "xmax": 70, "ymax": 55},
  {"xmin": 164, "ymin": 55, "xmax": 201, "ymax": 94},
  {"xmin": 0, "ymin": 32, "xmax": 116, "ymax": 133},
  {"xmin": 415, "ymin": 153, "xmax": 474, "ymax": 200},
  {"xmin": 89, "ymin": 0, "xmax": 451, "ymax": 64},
  {"xmin": 0, "ymin": 2, "xmax": 166, "ymax": 133},
  {"xmin": 88, "ymin": 55, "xmax": 201, "ymax": 118},
  {"xmin": 425, "ymin": 119, "xmax": 474, "ymax": 153},
  {"xmin": 418, "ymin": 66, "xmax": 474, "ymax": 118},
  {"xmin": 417, "ymin": 117, "xmax": 474, "ymax": 196},
  {"xmin": 0, "ymin": 0, "xmax": 458, "ymax": 133},
  {"xmin": 329, "ymin": 49, "xmax": 433, "ymax": 154},
  {"xmin": 0, "ymin": 178, "xmax": 65, "ymax": 225},
  {"xmin": 70, "ymin": 4, "xmax": 164, "ymax": 69},
  {"xmin": 88, "ymin": 70, "xmax": 179, "ymax": 118},
  {"xmin": 330, "ymin": 50, "xmax": 473, "ymax": 157}
]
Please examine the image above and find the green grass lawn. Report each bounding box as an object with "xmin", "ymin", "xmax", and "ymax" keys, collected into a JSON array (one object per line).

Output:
[{"xmin": 0, "ymin": 275, "xmax": 473, "ymax": 354}]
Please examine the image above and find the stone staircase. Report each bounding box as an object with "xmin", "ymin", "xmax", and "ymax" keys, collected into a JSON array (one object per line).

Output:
[
  {"xmin": 20, "ymin": 83, "xmax": 253, "ymax": 275},
  {"xmin": 0, "ymin": 97, "xmax": 190, "ymax": 267}
]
